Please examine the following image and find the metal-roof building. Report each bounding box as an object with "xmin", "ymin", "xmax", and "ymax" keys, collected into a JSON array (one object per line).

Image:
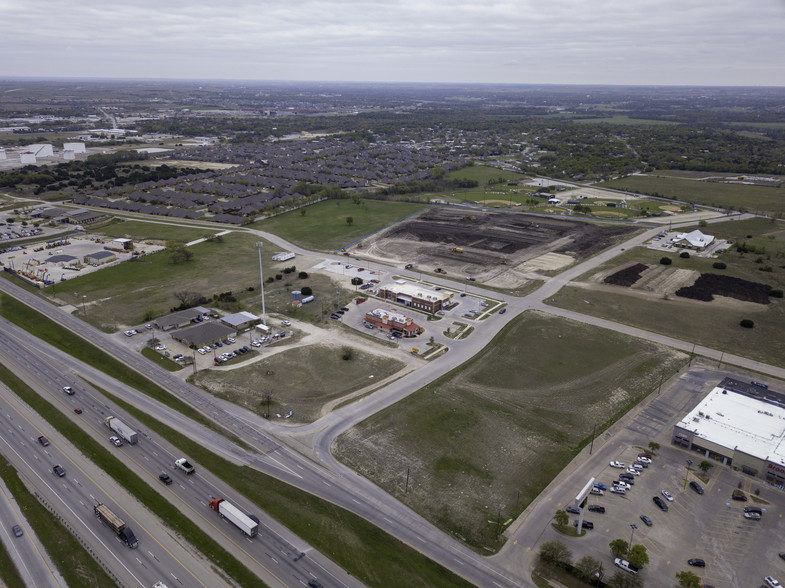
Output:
[
  {"xmin": 220, "ymin": 311, "xmax": 260, "ymax": 332},
  {"xmin": 170, "ymin": 322, "xmax": 235, "ymax": 348},
  {"xmin": 155, "ymin": 309, "xmax": 205, "ymax": 331},
  {"xmin": 84, "ymin": 251, "xmax": 117, "ymax": 265}
]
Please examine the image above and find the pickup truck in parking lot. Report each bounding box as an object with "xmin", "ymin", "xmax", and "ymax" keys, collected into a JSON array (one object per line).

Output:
[{"xmin": 614, "ymin": 558, "xmax": 638, "ymax": 574}]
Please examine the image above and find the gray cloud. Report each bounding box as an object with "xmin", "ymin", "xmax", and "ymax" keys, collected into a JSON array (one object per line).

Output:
[{"xmin": 1, "ymin": 0, "xmax": 783, "ymax": 85}]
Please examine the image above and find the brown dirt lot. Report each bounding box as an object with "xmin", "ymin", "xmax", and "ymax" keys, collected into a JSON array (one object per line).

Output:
[{"xmin": 361, "ymin": 208, "xmax": 638, "ymax": 289}]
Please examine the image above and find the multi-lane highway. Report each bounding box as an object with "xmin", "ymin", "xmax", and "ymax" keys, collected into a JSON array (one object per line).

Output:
[
  {"xmin": 0, "ymin": 321, "xmax": 365, "ymax": 588},
  {"xmin": 0, "ymin": 378, "xmax": 221, "ymax": 588},
  {"xmin": 1, "ymin": 210, "xmax": 784, "ymax": 587}
]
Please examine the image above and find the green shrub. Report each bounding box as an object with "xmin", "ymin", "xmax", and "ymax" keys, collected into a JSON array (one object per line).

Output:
[
  {"xmin": 680, "ymin": 251, "xmax": 690, "ymax": 259},
  {"xmin": 712, "ymin": 262, "xmax": 726, "ymax": 269},
  {"xmin": 770, "ymin": 289, "xmax": 784, "ymax": 298},
  {"xmin": 660, "ymin": 257, "xmax": 672, "ymax": 265},
  {"xmin": 740, "ymin": 319, "xmax": 755, "ymax": 328}
]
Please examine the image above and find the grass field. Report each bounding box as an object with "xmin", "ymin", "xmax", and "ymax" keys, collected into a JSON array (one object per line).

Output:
[
  {"xmin": 601, "ymin": 173, "xmax": 785, "ymax": 216},
  {"xmin": 88, "ymin": 218, "xmax": 221, "ymax": 242},
  {"xmin": 334, "ymin": 311, "xmax": 687, "ymax": 552},
  {"xmin": 44, "ymin": 231, "xmax": 341, "ymax": 330},
  {"xmin": 0, "ymin": 295, "xmax": 471, "ymax": 588},
  {"xmin": 551, "ymin": 217, "xmax": 785, "ymax": 366},
  {"xmin": 448, "ymin": 165, "xmax": 526, "ymax": 185},
  {"xmin": 254, "ymin": 199, "xmax": 426, "ymax": 251},
  {"xmin": 193, "ymin": 344, "xmax": 406, "ymax": 422}
]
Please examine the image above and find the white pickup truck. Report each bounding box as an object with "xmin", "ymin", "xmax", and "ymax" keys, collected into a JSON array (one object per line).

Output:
[
  {"xmin": 174, "ymin": 458, "xmax": 195, "ymax": 475},
  {"xmin": 614, "ymin": 558, "xmax": 638, "ymax": 574}
]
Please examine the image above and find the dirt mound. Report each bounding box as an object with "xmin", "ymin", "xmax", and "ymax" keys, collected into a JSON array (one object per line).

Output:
[
  {"xmin": 636, "ymin": 267, "xmax": 699, "ymax": 295},
  {"xmin": 676, "ymin": 273, "xmax": 772, "ymax": 304},
  {"xmin": 603, "ymin": 263, "xmax": 649, "ymax": 287}
]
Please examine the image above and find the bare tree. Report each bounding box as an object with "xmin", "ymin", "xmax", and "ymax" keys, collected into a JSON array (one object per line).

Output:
[{"xmin": 173, "ymin": 290, "xmax": 200, "ymax": 308}]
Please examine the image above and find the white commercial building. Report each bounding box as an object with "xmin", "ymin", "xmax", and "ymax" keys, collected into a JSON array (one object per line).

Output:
[
  {"xmin": 673, "ymin": 377, "xmax": 785, "ymax": 485},
  {"xmin": 63, "ymin": 142, "xmax": 86, "ymax": 154},
  {"xmin": 673, "ymin": 229, "xmax": 714, "ymax": 250},
  {"xmin": 28, "ymin": 144, "xmax": 54, "ymax": 157}
]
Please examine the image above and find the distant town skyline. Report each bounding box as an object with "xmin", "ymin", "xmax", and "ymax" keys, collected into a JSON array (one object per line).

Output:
[{"xmin": 3, "ymin": 0, "xmax": 785, "ymax": 87}]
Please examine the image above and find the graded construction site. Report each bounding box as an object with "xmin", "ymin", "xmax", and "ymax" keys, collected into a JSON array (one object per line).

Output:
[{"xmin": 360, "ymin": 207, "xmax": 640, "ymax": 288}]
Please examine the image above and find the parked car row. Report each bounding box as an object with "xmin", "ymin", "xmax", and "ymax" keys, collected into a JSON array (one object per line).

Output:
[{"xmin": 215, "ymin": 347, "xmax": 253, "ymax": 363}]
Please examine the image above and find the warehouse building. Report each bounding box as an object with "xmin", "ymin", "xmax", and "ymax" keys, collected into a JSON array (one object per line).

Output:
[
  {"xmin": 377, "ymin": 281, "xmax": 452, "ymax": 314},
  {"xmin": 84, "ymin": 251, "xmax": 117, "ymax": 265},
  {"xmin": 170, "ymin": 322, "xmax": 235, "ymax": 348},
  {"xmin": 221, "ymin": 311, "xmax": 261, "ymax": 332},
  {"xmin": 155, "ymin": 307, "xmax": 210, "ymax": 331},
  {"xmin": 673, "ymin": 377, "xmax": 785, "ymax": 485}
]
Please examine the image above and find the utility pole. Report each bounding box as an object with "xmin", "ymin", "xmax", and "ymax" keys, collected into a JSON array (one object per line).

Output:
[
  {"xmin": 256, "ymin": 242, "xmax": 267, "ymax": 326},
  {"xmin": 589, "ymin": 423, "xmax": 597, "ymax": 455}
]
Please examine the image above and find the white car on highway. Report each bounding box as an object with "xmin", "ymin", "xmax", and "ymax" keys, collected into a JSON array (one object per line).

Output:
[{"xmin": 609, "ymin": 461, "xmax": 625, "ymax": 468}]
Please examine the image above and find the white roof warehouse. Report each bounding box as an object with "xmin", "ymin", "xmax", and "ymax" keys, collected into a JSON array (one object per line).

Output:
[{"xmin": 673, "ymin": 377, "xmax": 785, "ymax": 485}]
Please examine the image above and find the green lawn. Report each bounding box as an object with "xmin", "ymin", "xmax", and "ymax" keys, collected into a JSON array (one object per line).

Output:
[
  {"xmin": 193, "ymin": 344, "xmax": 406, "ymax": 422},
  {"xmin": 448, "ymin": 165, "xmax": 527, "ymax": 185},
  {"xmin": 334, "ymin": 311, "xmax": 687, "ymax": 552},
  {"xmin": 601, "ymin": 173, "xmax": 785, "ymax": 216},
  {"xmin": 46, "ymin": 232, "xmax": 281, "ymax": 330},
  {"xmin": 253, "ymin": 199, "xmax": 426, "ymax": 251},
  {"xmin": 89, "ymin": 218, "xmax": 221, "ymax": 242}
]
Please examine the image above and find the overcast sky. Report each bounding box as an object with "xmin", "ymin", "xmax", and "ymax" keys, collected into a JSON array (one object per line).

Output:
[{"xmin": 3, "ymin": 0, "xmax": 784, "ymax": 86}]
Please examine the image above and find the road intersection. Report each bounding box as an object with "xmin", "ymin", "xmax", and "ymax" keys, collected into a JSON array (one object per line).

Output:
[{"xmin": 1, "ymin": 210, "xmax": 783, "ymax": 586}]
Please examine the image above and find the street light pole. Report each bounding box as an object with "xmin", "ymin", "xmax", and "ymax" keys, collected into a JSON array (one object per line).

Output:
[
  {"xmin": 684, "ymin": 459, "xmax": 693, "ymax": 490},
  {"xmin": 255, "ymin": 242, "xmax": 267, "ymax": 326},
  {"xmin": 628, "ymin": 523, "xmax": 637, "ymax": 554},
  {"xmin": 81, "ymin": 295, "xmax": 87, "ymax": 315}
]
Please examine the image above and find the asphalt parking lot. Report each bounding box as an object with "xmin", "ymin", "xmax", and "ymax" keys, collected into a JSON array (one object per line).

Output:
[
  {"xmin": 532, "ymin": 364, "xmax": 785, "ymax": 587},
  {"xmin": 116, "ymin": 322, "xmax": 289, "ymax": 371}
]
